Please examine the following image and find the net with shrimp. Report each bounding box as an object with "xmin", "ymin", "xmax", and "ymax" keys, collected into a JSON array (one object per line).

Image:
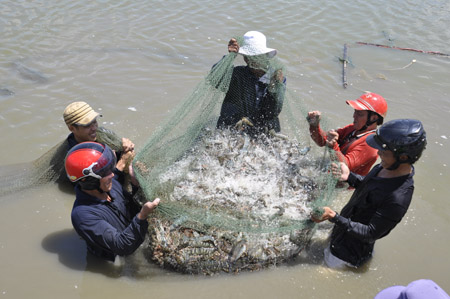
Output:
[{"xmin": 133, "ymin": 36, "xmax": 340, "ymax": 274}]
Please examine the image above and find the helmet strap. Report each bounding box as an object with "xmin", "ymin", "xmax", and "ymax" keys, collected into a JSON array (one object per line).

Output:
[
  {"xmin": 387, "ymin": 160, "xmax": 401, "ymax": 170},
  {"xmin": 387, "ymin": 154, "xmax": 411, "ymax": 170},
  {"xmin": 360, "ymin": 111, "xmax": 378, "ymax": 132},
  {"xmin": 79, "ymin": 176, "xmax": 101, "ymax": 191}
]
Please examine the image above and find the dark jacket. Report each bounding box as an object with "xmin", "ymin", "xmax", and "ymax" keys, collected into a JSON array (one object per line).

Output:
[
  {"xmin": 330, "ymin": 164, "xmax": 415, "ymax": 266},
  {"xmin": 71, "ymin": 176, "xmax": 147, "ymax": 261},
  {"xmin": 216, "ymin": 65, "xmax": 285, "ymax": 132}
]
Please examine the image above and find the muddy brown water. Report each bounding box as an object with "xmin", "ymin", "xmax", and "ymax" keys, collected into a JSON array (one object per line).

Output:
[{"xmin": 1, "ymin": 0, "xmax": 449, "ymax": 298}]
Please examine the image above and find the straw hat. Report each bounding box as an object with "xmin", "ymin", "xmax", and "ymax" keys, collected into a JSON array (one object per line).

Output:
[
  {"xmin": 63, "ymin": 101, "xmax": 101, "ymax": 126},
  {"xmin": 238, "ymin": 31, "xmax": 277, "ymax": 57}
]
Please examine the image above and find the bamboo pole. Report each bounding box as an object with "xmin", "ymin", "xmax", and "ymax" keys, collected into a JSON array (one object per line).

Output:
[
  {"xmin": 356, "ymin": 42, "xmax": 450, "ymax": 57},
  {"xmin": 342, "ymin": 43, "xmax": 348, "ymax": 88}
]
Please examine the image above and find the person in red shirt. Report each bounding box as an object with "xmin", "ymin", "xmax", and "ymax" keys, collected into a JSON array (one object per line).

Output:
[{"xmin": 307, "ymin": 92, "xmax": 388, "ymax": 176}]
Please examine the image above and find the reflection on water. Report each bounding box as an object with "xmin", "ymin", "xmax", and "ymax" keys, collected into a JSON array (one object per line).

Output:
[{"xmin": 1, "ymin": 0, "xmax": 450, "ymax": 297}]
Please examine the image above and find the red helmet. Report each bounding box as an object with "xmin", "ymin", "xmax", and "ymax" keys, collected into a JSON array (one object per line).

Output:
[
  {"xmin": 346, "ymin": 92, "xmax": 388, "ymax": 118},
  {"xmin": 65, "ymin": 142, "xmax": 116, "ymax": 182}
]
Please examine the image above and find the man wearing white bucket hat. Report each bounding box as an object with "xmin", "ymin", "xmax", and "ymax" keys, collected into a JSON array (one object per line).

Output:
[
  {"xmin": 234, "ymin": 31, "xmax": 277, "ymax": 57},
  {"xmin": 217, "ymin": 31, "xmax": 286, "ymax": 134}
]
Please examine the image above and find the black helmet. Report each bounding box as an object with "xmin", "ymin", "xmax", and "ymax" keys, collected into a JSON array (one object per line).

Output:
[{"xmin": 367, "ymin": 119, "xmax": 426, "ymax": 167}]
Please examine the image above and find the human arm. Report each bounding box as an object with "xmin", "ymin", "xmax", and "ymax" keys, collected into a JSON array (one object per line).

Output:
[
  {"xmin": 137, "ymin": 198, "xmax": 160, "ymax": 220},
  {"xmin": 310, "ymin": 163, "xmax": 363, "ymax": 222},
  {"xmin": 72, "ymin": 206, "xmax": 149, "ymax": 257},
  {"xmin": 331, "ymin": 198, "xmax": 411, "ymax": 243},
  {"xmin": 311, "ymin": 206, "xmax": 337, "ymax": 223},
  {"xmin": 228, "ymin": 38, "xmax": 239, "ymax": 53},
  {"xmin": 309, "ymin": 162, "xmax": 346, "ymax": 222},
  {"xmin": 326, "ymin": 129, "xmax": 339, "ymax": 148},
  {"xmin": 331, "ymin": 161, "xmax": 366, "ymax": 188},
  {"xmin": 121, "ymin": 138, "xmax": 134, "ymax": 153},
  {"xmin": 333, "ymin": 132, "xmax": 378, "ymax": 174},
  {"xmin": 115, "ymin": 150, "xmax": 139, "ymax": 186},
  {"xmin": 71, "ymin": 193, "xmax": 159, "ymax": 258},
  {"xmin": 307, "ymin": 111, "xmax": 328, "ymax": 147},
  {"xmin": 268, "ymin": 69, "xmax": 286, "ymax": 116},
  {"xmin": 312, "ymin": 190, "xmax": 412, "ymax": 244},
  {"xmin": 326, "ymin": 168, "xmax": 414, "ymax": 243}
]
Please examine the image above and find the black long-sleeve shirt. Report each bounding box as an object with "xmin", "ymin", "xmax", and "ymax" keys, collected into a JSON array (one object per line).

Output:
[
  {"xmin": 71, "ymin": 177, "xmax": 147, "ymax": 261},
  {"xmin": 216, "ymin": 65, "xmax": 286, "ymax": 132},
  {"xmin": 330, "ymin": 164, "xmax": 415, "ymax": 266}
]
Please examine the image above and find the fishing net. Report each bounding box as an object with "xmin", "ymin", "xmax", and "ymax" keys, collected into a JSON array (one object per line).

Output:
[
  {"xmin": 134, "ymin": 36, "xmax": 340, "ymax": 274},
  {"xmin": 0, "ymin": 127, "xmax": 123, "ymax": 197}
]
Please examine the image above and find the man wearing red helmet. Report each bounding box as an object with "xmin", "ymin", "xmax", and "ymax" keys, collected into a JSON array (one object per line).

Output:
[
  {"xmin": 62, "ymin": 101, "xmax": 136, "ymax": 184},
  {"xmin": 307, "ymin": 92, "xmax": 388, "ymax": 176},
  {"xmin": 65, "ymin": 142, "xmax": 160, "ymax": 261}
]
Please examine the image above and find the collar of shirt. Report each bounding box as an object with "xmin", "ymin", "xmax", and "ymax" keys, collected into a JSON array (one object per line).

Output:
[
  {"xmin": 259, "ymin": 72, "xmax": 270, "ymax": 84},
  {"xmin": 355, "ymin": 129, "xmax": 376, "ymax": 138}
]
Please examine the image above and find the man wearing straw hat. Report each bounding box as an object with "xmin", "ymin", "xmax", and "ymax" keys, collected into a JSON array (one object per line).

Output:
[
  {"xmin": 63, "ymin": 101, "xmax": 136, "ymax": 183},
  {"xmin": 63, "ymin": 101, "xmax": 134, "ymax": 152},
  {"xmin": 217, "ymin": 31, "xmax": 286, "ymax": 134}
]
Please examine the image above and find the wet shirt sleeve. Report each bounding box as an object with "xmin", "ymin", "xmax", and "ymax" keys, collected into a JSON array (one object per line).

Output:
[
  {"xmin": 309, "ymin": 125, "xmax": 327, "ymax": 147},
  {"xmin": 335, "ymin": 134, "xmax": 378, "ymax": 175},
  {"xmin": 333, "ymin": 178, "xmax": 414, "ymax": 243},
  {"xmin": 72, "ymin": 206, "xmax": 148, "ymax": 258}
]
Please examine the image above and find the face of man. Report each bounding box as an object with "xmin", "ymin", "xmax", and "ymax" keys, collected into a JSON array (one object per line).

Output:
[
  {"xmin": 69, "ymin": 119, "xmax": 98, "ymax": 143},
  {"xmin": 377, "ymin": 149, "xmax": 397, "ymax": 169},
  {"xmin": 352, "ymin": 110, "xmax": 370, "ymax": 131},
  {"xmin": 243, "ymin": 55, "xmax": 269, "ymax": 77}
]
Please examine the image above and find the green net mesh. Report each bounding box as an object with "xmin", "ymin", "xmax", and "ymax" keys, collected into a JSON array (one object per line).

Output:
[
  {"xmin": 0, "ymin": 127, "xmax": 123, "ymax": 197},
  {"xmin": 0, "ymin": 36, "xmax": 340, "ymax": 274},
  {"xmin": 134, "ymin": 38, "xmax": 340, "ymax": 274}
]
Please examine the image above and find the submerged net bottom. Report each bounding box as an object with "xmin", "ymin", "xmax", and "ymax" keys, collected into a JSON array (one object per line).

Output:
[{"xmin": 138, "ymin": 128, "xmax": 332, "ymax": 274}]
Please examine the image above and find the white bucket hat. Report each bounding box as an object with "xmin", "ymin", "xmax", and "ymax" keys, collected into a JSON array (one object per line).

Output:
[{"xmin": 238, "ymin": 31, "xmax": 277, "ymax": 57}]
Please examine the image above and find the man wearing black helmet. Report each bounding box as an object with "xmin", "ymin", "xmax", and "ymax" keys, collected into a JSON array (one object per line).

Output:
[
  {"xmin": 65, "ymin": 142, "xmax": 160, "ymax": 261},
  {"xmin": 311, "ymin": 119, "xmax": 427, "ymax": 268}
]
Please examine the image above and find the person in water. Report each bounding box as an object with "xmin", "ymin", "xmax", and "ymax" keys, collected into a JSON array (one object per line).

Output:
[
  {"xmin": 216, "ymin": 31, "xmax": 286, "ymax": 134},
  {"xmin": 62, "ymin": 101, "xmax": 135, "ymax": 184},
  {"xmin": 65, "ymin": 141, "xmax": 160, "ymax": 261},
  {"xmin": 311, "ymin": 119, "xmax": 427, "ymax": 268},
  {"xmin": 307, "ymin": 92, "xmax": 388, "ymax": 176},
  {"xmin": 63, "ymin": 101, "xmax": 134, "ymax": 153}
]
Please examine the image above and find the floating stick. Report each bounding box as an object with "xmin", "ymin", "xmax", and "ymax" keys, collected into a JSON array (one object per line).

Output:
[
  {"xmin": 339, "ymin": 43, "xmax": 348, "ymax": 88},
  {"xmin": 356, "ymin": 42, "xmax": 450, "ymax": 57}
]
